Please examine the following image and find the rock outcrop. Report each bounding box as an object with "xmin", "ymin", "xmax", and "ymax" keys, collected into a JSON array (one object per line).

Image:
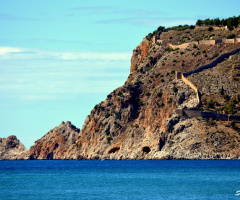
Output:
[
  {"xmin": 0, "ymin": 135, "xmax": 28, "ymax": 160},
  {"xmin": 130, "ymin": 38, "xmax": 150, "ymax": 73},
  {"xmin": 29, "ymin": 121, "xmax": 79, "ymax": 160}
]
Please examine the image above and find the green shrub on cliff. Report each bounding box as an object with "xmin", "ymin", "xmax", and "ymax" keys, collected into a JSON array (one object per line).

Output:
[
  {"xmin": 206, "ymin": 99, "xmax": 214, "ymax": 109},
  {"xmin": 208, "ymin": 27, "xmax": 214, "ymax": 31},
  {"xmin": 213, "ymin": 53, "xmax": 219, "ymax": 58},
  {"xmin": 105, "ymin": 113, "xmax": 111, "ymax": 118},
  {"xmin": 107, "ymin": 136, "xmax": 113, "ymax": 144},
  {"xmin": 227, "ymin": 34, "xmax": 236, "ymax": 39},
  {"xmin": 173, "ymin": 86, "xmax": 178, "ymax": 93},
  {"xmin": 223, "ymin": 94, "xmax": 230, "ymax": 101},
  {"xmin": 193, "ymin": 44, "xmax": 197, "ymax": 48}
]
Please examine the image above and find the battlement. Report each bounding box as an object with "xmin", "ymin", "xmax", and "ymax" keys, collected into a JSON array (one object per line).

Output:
[
  {"xmin": 152, "ymin": 36, "xmax": 163, "ymax": 44},
  {"xmin": 153, "ymin": 36, "xmax": 240, "ymax": 48},
  {"xmin": 199, "ymin": 40, "xmax": 221, "ymax": 45}
]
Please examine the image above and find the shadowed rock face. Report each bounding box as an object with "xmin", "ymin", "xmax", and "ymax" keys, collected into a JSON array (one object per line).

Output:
[
  {"xmin": 0, "ymin": 135, "xmax": 28, "ymax": 160},
  {"xmin": 29, "ymin": 121, "xmax": 79, "ymax": 160}
]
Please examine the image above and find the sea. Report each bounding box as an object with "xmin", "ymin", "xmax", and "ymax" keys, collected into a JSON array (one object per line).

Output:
[{"xmin": 0, "ymin": 160, "xmax": 240, "ymax": 200}]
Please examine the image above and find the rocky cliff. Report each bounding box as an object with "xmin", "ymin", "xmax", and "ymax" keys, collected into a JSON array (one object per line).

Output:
[
  {"xmin": 4, "ymin": 25, "xmax": 240, "ymax": 160},
  {"xmin": 0, "ymin": 135, "xmax": 28, "ymax": 160},
  {"xmin": 72, "ymin": 26, "xmax": 240, "ymax": 160},
  {"xmin": 29, "ymin": 121, "xmax": 79, "ymax": 160}
]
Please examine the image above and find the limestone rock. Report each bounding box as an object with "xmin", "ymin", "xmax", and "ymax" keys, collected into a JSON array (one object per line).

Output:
[
  {"xmin": 29, "ymin": 121, "xmax": 80, "ymax": 160},
  {"xmin": 0, "ymin": 135, "xmax": 28, "ymax": 160}
]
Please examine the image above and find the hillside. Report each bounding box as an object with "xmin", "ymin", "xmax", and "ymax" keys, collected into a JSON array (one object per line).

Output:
[
  {"xmin": 70, "ymin": 25, "xmax": 240, "ymax": 160},
  {"xmin": 1, "ymin": 23, "xmax": 240, "ymax": 160}
]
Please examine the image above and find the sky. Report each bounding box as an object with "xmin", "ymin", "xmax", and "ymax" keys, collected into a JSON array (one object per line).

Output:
[{"xmin": 0, "ymin": 0, "xmax": 240, "ymax": 149}]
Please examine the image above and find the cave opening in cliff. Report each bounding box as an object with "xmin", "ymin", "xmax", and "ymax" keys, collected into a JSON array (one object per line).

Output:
[
  {"xmin": 47, "ymin": 152, "xmax": 54, "ymax": 160},
  {"xmin": 142, "ymin": 146, "xmax": 151, "ymax": 154},
  {"xmin": 108, "ymin": 147, "xmax": 120, "ymax": 154},
  {"xmin": 54, "ymin": 143, "xmax": 59, "ymax": 150}
]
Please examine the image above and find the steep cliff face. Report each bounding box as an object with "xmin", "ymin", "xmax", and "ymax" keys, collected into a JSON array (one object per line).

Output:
[
  {"xmin": 74, "ymin": 79, "xmax": 198, "ymax": 160},
  {"xmin": 29, "ymin": 121, "xmax": 79, "ymax": 160},
  {"xmin": 72, "ymin": 26, "xmax": 240, "ymax": 160},
  {"xmin": 130, "ymin": 38, "xmax": 150, "ymax": 73},
  {"xmin": 0, "ymin": 135, "xmax": 28, "ymax": 160}
]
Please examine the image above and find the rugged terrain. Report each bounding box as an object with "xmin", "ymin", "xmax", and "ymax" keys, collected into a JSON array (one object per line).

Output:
[
  {"xmin": 29, "ymin": 121, "xmax": 79, "ymax": 160},
  {"xmin": 71, "ymin": 26, "xmax": 240, "ymax": 160},
  {"xmin": 0, "ymin": 135, "xmax": 28, "ymax": 160},
  {"xmin": 1, "ymin": 25, "xmax": 240, "ymax": 160}
]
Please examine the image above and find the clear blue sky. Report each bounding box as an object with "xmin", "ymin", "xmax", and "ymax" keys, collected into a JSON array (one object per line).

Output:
[{"xmin": 0, "ymin": 0, "xmax": 239, "ymax": 149}]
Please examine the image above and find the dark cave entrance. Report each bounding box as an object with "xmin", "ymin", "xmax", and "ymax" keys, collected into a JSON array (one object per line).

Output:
[
  {"xmin": 142, "ymin": 146, "xmax": 151, "ymax": 154},
  {"xmin": 108, "ymin": 147, "xmax": 120, "ymax": 154}
]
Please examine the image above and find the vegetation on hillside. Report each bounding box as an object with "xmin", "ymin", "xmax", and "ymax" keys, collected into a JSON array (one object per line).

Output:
[
  {"xmin": 146, "ymin": 15, "xmax": 240, "ymax": 41},
  {"xmin": 196, "ymin": 16, "xmax": 240, "ymax": 31}
]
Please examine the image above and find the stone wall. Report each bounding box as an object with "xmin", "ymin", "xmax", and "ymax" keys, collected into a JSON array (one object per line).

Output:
[
  {"xmin": 156, "ymin": 39, "xmax": 163, "ymax": 44},
  {"xmin": 168, "ymin": 43, "xmax": 190, "ymax": 49},
  {"xmin": 236, "ymin": 38, "xmax": 240, "ymax": 43},
  {"xmin": 184, "ymin": 47, "xmax": 240, "ymax": 76},
  {"xmin": 181, "ymin": 74, "xmax": 198, "ymax": 93},
  {"xmin": 152, "ymin": 36, "xmax": 158, "ymax": 43},
  {"xmin": 222, "ymin": 39, "xmax": 235, "ymax": 44},
  {"xmin": 152, "ymin": 36, "xmax": 240, "ymax": 48},
  {"xmin": 153, "ymin": 36, "xmax": 163, "ymax": 44},
  {"xmin": 171, "ymin": 35, "xmax": 240, "ymax": 121},
  {"xmin": 175, "ymin": 46, "xmax": 240, "ymax": 122},
  {"xmin": 175, "ymin": 71, "xmax": 200, "ymax": 107},
  {"xmin": 176, "ymin": 109, "xmax": 240, "ymax": 122},
  {"xmin": 199, "ymin": 40, "xmax": 216, "ymax": 45},
  {"xmin": 175, "ymin": 71, "xmax": 182, "ymax": 79}
]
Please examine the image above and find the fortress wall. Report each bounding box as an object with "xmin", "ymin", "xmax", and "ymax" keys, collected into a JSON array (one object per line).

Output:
[
  {"xmin": 181, "ymin": 74, "xmax": 200, "ymax": 107},
  {"xmin": 181, "ymin": 75, "xmax": 198, "ymax": 93},
  {"xmin": 189, "ymin": 41, "xmax": 199, "ymax": 45},
  {"xmin": 222, "ymin": 39, "xmax": 235, "ymax": 44},
  {"xmin": 153, "ymin": 35, "xmax": 163, "ymax": 44},
  {"xmin": 173, "ymin": 37, "xmax": 240, "ymax": 121},
  {"xmin": 168, "ymin": 43, "xmax": 189, "ymax": 49},
  {"xmin": 176, "ymin": 109, "xmax": 240, "ymax": 122},
  {"xmin": 175, "ymin": 71, "xmax": 182, "ymax": 79},
  {"xmin": 184, "ymin": 48, "xmax": 240, "ymax": 76},
  {"xmin": 156, "ymin": 39, "xmax": 163, "ymax": 44},
  {"xmin": 175, "ymin": 71, "xmax": 200, "ymax": 107},
  {"xmin": 152, "ymin": 36, "xmax": 157, "ymax": 43},
  {"xmin": 230, "ymin": 115, "xmax": 240, "ymax": 122},
  {"xmin": 177, "ymin": 43, "xmax": 190, "ymax": 49},
  {"xmin": 235, "ymin": 38, "xmax": 240, "ymax": 43},
  {"xmin": 199, "ymin": 40, "xmax": 216, "ymax": 45}
]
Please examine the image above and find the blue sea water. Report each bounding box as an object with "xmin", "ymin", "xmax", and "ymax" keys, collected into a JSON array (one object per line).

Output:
[{"xmin": 0, "ymin": 160, "xmax": 240, "ymax": 200}]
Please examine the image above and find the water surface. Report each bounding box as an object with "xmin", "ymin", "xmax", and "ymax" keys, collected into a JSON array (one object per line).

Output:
[{"xmin": 0, "ymin": 160, "xmax": 240, "ymax": 199}]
